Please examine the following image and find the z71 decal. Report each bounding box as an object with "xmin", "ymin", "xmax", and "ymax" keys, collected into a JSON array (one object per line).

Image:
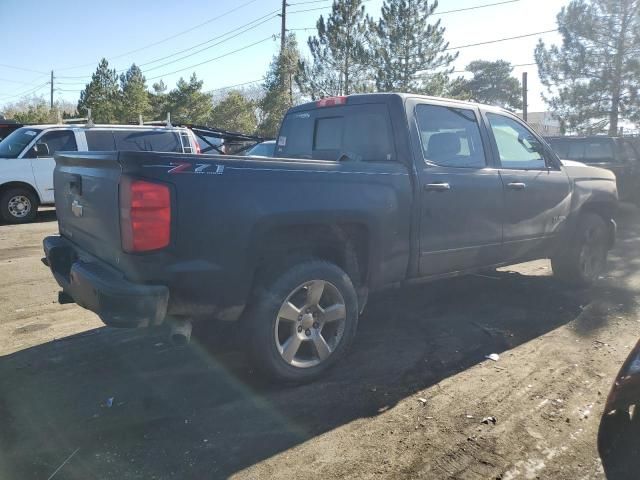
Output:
[{"xmin": 143, "ymin": 163, "xmax": 225, "ymax": 175}]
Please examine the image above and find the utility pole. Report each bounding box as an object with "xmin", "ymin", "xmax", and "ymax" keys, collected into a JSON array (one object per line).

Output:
[
  {"xmin": 50, "ymin": 70, "xmax": 54, "ymax": 110},
  {"xmin": 522, "ymin": 71, "xmax": 528, "ymax": 122},
  {"xmin": 280, "ymin": 0, "xmax": 287, "ymax": 53}
]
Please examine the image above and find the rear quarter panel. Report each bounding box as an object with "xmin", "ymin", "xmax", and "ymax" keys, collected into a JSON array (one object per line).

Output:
[{"xmin": 118, "ymin": 151, "xmax": 413, "ymax": 316}]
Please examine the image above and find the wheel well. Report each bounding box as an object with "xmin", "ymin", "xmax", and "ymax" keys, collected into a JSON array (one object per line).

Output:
[
  {"xmin": 580, "ymin": 201, "xmax": 616, "ymax": 248},
  {"xmin": 0, "ymin": 182, "xmax": 41, "ymax": 204},
  {"xmin": 254, "ymin": 223, "xmax": 369, "ymax": 288}
]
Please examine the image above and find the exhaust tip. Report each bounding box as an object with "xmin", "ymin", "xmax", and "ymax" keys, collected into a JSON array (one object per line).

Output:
[{"xmin": 168, "ymin": 319, "xmax": 192, "ymax": 346}]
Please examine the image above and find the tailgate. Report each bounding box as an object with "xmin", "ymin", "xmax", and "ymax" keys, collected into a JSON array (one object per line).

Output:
[{"xmin": 54, "ymin": 152, "xmax": 123, "ymax": 266}]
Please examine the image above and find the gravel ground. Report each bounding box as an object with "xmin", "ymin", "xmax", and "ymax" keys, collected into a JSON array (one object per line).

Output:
[{"xmin": 0, "ymin": 207, "xmax": 639, "ymax": 479}]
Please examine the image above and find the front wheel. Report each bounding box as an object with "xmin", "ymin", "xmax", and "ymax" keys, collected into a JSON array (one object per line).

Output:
[
  {"xmin": 0, "ymin": 188, "xmax": 39, "ymax": 224},
  {"xmin": 551, "ymin": 213, "xmax": 609, "ymax": 286},
  {"xmin": 244, "ymin": 260, "xmax": 359, "ymax": 383}
]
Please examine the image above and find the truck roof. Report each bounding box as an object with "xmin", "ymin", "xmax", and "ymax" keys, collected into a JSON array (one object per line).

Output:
[
  {"xmin": 23, "ymin": 124, "xmax": 189, "ymax": 131},
  {"xmin": 288, "ymin": 92, "xmax": 511, "ymax": 114}
]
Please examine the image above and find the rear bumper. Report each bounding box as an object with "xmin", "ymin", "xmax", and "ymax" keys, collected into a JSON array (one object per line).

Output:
[{"xmin": 43, "ymin": 236, "xmax": 169, "ymax": 328}]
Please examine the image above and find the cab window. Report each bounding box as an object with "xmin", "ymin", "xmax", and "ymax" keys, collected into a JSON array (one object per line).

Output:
[
  {"xmin": 416, "ymin": 104, "xmax": 486, "ymax": 168},
  {"xmin": 26, "ymin": 130, "xmax": 77, "ymax": 158},
  {"xmin": 487, "ymin": 113, "xmax": 546, "ymax": 170},
  {"xmin": 277, "ymin": 104, "xmax": 395, "ymax": 161}
]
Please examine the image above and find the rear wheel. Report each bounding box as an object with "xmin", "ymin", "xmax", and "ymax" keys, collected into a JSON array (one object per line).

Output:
[
  {"xmin": 552, "ymin": 213, "xmax": 609, "ymax": 286},
  {"xmin": 0, "ymin": 188, "xmax": 38, "ymax": 224},
  {"xmin": 244, "ymin": 260, "xmax": 359, "ymax": 383}
]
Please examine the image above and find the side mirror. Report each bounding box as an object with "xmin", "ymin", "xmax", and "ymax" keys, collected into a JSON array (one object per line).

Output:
[{"xmin": 35, "ymin": 142, "xmax": 50, "ymax": 157}]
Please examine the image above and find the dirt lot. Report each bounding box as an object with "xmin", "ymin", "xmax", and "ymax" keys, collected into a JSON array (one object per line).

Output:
[{"xmin": 1, "ymin": 208, "xmax": 639, "ymax": 479}]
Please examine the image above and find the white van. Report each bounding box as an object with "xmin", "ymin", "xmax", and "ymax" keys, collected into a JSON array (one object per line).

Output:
[{"xmin": 0, "ymin": 124, "xmax": 200, "ymax": 223}]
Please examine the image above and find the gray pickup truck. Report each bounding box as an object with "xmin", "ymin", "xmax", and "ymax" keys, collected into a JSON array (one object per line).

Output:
[{"xmin": 43, "ymin": 93, "xmax": 618, "ymax": 382}]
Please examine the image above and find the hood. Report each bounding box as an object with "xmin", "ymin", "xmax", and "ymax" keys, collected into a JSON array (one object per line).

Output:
[{"xmin": 560, "ymin": 158, "xmax": 616, "ymax": 182}]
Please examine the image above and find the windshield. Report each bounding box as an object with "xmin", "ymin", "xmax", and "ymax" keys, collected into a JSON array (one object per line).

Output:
[{"xmin": 0, "ymin": 127, "xmax": 41, "ymax": 158}]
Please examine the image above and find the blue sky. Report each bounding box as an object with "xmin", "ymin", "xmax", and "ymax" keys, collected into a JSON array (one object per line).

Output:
[{"xmin": 0, "ymin": 0, "xmax": 567, "ymax": 112}]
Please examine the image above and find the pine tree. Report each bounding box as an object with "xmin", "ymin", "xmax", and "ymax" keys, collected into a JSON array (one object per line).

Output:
[
  {"xmin": 535, "ymin": 0, "xmax": 640, "ymax": 134},
  {"xmin": 209, "ymin": 90, "xmax": 257, "ymax": 133},
  {"xmin": 165, "ymin": 73, "xmax": 213, "ymax": 124},
  {"xmin": 462, "ymin": 60, "xmax": 522, "ymax": 110},
  {"xmin": 77, "ymin": 58, "xmax": 120, "ymax": 123},
  {"xmin": 297, "ymin": 0, "xmax": 371, "ymax": 99},
  {"xmin": 118, "ymin": 64, "xmax": 151, "ymax": 123},
  {"xmin": 258, "ymin": 34, "xmax": 301, "ymax": 138},
  {"xmin": 149, "ymin": 80, "xmax": 168, "ymax": 120},
  {"xmin": 369, "ymin": 0, "xmax": 457, "ymax": 93}
]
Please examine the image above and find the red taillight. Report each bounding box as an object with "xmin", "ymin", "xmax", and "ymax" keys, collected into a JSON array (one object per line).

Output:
[
  {"xmin": 191, "ymin": 132, "xmax": 202, "ymax": 154},
  {"xmin": 120, "ymin": 179, "xmax": 171, "ymax": 253},
  {"xmin": 316, "ymin": 96, "xmax": 347, "ymax": 107}
]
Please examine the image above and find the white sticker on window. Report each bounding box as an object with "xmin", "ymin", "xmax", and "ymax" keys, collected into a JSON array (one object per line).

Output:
[
  {"xmin": 278, "ymin": 136, "xmax": 286, "ymax": 146},
  {"xmin": 25, "ymin": 131, "xmax": 37, "ymax": 136}
]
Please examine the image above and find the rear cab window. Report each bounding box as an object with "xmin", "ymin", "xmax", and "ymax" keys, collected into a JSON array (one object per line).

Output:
[{"xmin": 277, "ymin": 103, "xmax": 395, "ymax": 162}]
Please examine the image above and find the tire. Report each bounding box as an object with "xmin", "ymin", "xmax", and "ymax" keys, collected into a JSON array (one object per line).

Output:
[
  {"xmin": 551, "ymin": 213, "xmax": 609, "ymax": 287},
  {"xmin": 0, "ymin": 188, "xmax": 39, "ymax": 224},
  {"xmin": 244, "ymin": 260, "xmax": 359, "ymax": 383}
]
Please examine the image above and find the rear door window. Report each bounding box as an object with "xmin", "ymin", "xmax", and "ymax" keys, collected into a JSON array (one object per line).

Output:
[
  {"xmin": 416, "ymin": 104, "xmax": 486, "ymax": 168},
  {"xmin": 113, "ymin": 130, "xmax": 182, "ymax": 152},
  {"xmin": 85, "ymin": 130, "xmax": 116, "ymax": 150},
  {"xmin": 584, "ymin": 139, "xmax": 614, "ymax": 163},
  {"xmin": 277, "ymin": 104, "xmax": 394, "ymax": 161}
]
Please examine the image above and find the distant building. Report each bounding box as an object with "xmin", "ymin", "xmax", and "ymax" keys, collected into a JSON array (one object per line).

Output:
[{"xmin": 517, "ymin": 111, "xmax": 561, "ymax": 136}]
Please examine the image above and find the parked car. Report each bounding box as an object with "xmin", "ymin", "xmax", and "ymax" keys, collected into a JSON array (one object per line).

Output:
[
  {"xmin": 0, "ymin": 124, "xmax": 199, "ymax": 223},
  {"xmin": 244, "ymin": 140, "xmax": 276, "ymax": 157},
  {"xmin": 43, "ymin": 93, "xmax": 617, "ymax": 383},
  {"xmin": 546, "ymin": 135, "xmax": 640, "ymax": 203},
  {"xmin": 598, "ymin": 338, "xmax": 640, "ymax": 477},
  {"xmin": 0, "ymin": 119, "xmax": 22, "ymax": 141}
]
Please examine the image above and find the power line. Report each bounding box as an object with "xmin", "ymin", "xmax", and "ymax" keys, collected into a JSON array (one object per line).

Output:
[
  {"xmin": 146, "ymin": 35, "xmax": 277, "ymax": 81},
  {"xmin": 288, "ymin": 0, "xmax": 329, "ymax": 5},
  {"xmin": 452, "ymin": 62, "xmax": 537, "ymax": 73},
  {"xmin": 208, "ymin": 78, "xmax": 265, "ymax": 93},
  {"xmin": 0, "ymin": 82, "xmax": 50, "ymax": 101},
  {"xmin": 142, "ymin": 15, "xmax": 279, "ymax": 74},
  {"xmin": 56, "ymin": 8, "xmax": 280, "ymax": 81},
  {"xmin": 435, "ymin": 0, "xmax": 521, "ymax": 15},
  {"xmin": 445, "ymin": 29, "xmax": 557, "ymax": 51},
  {"xmin": 0, "ymin": 64, "xmax": 48, "ymax": 75},
  {"xmin": 289, "ymin": 0, "xmax": 372, "ymax": 14},
  {"xmin": 138, "ymin": 10, "xmax": 279, "ymax": 69},
  {"xmin": 55, "ymin": 0, "xmax": 262, "ymax": 73}
]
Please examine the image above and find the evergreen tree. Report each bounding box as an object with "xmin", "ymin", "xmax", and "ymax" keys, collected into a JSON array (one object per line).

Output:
[
  {"xmin": 258, "ymin": 34, "xmax": 300, "ymax": 138},
  {"xmin": 369, "ymin": 0, "xmax": 457, "ymax": 93},
  {"xmin": 149, "ymin": 80, "xmax": 168, "ymax": 120},
  {"xmin": 209, "ymin": 90, "xmax": 257, "ymax": 133},
  {"xmin": 77, "ymin": 58, "xmax": 119, "ymax": 123},
  {"xmin": 462, "ymin": 60, "xmax": 522, "ymax": 110},
  {"xmin": 165, "ymin": 73, "xmax": 213, "ymax": 124},
  {"xmin": 535, "ymin": 0, "xmax": 640, "ymax": 134},
  {"xmin": 297, "ymin": 0, "xmax": 371, "ymax": 99},
  {"xmin": 118, "ymin": 64, "xmax": 151, "ymax": 123}
]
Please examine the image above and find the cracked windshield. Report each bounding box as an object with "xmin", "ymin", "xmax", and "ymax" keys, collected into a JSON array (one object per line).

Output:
[{"xmin": 1, "ymin": 0, "xmax": 639, "ymax": 478}]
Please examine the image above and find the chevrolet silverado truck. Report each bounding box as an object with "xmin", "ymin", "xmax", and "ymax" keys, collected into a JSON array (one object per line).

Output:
[{"xmin": 43, "ymin": 93, "xmax": 618, "ymax": 382}]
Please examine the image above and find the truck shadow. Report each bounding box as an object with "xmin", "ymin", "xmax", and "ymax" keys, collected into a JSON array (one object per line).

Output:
[
  {"xmin": 1, "ymin": 208, "xmax": 639, "ymax": 479},
  {"xmin": 0, "ymin": 272, "xmax": 635, "ymax": 479}
]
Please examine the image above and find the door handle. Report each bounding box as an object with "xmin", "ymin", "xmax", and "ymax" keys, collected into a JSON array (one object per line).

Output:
[
  {"xmin": 507, "ymin": 182, "xmax": 526, "ymax": 190},
  {"xmin": 69, "ymin": 175, "xmax": 82, "ymax": 196},
  {"xmin": 424, "ymin": 182, "xmax": 451, "ymax": 192}
]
